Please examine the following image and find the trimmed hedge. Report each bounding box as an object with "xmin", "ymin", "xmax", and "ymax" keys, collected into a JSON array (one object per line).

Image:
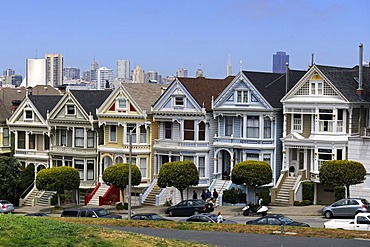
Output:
[
  {"xmin": 302, "ymin": 181, "xmax": 314, "ymax": 201},
  {"xmin": 334, "ymin": 186, "xmax": 345, "ymax": 201},
  {"xmin": 222, "ymin": 188, "xmax": 238, "ymax": 204},
  {"xmin": 294, "ymin": 200, "xmax": 312, "ymax": 206}
]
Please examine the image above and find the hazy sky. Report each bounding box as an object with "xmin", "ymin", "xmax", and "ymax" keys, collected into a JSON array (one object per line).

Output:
[{"xmin": 1, "ymin": 0, "xmax": 370, "ymax": 78}]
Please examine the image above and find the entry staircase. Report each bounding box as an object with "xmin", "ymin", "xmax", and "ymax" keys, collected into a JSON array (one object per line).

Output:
[
  {"xmin": 23, "ymin": 187, "xmax": 56, "ymax": 206},
  {"xmin": 142, "ymin": 183, "xmax": 162, "ymax": 206},
  {"xmin": 210, "ymin": 179, "xmax": 230, "ymax": 205},
  {"xmin": 274, "ymin": 176, "xmax": 298, "ymax": 205},
  {"xmin": 87, "ymin": 183, "xmax": 110, "ymax": 206}
]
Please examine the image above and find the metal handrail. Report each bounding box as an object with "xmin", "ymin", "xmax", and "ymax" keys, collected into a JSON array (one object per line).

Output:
[
  {"xmin": 20, "ymin": 181, "xmax": 35, "ymax": 199},
  {"xmin": 86, "ymin": 175, "xmax": 100, "ymax": 195}
]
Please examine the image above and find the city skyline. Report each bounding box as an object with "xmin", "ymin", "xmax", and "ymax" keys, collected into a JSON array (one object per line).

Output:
[{"xmin": 1, "ymin": 1, "xmax": 370, "ymax": 79}]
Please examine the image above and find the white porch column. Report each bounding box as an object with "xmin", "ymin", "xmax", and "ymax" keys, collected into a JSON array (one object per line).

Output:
[
  {"xmin": 14, "ymin": 131, "xmax": 18, "ymax": 150},
  {"xmin": 25, "ymin": 131, "xmax": 29, "ymax": 149},
  {"xmin": 99, "ymin": 161, "xmax": 103, "ymax": 182},
  {"xmin": 243, "ymin": 114, "xmax": 247, "ymax": 138}
]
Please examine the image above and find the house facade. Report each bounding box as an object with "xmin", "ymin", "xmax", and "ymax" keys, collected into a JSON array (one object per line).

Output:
[{"xmin": 273, "ymin": 64, "xmax": 370, "ymax": 205}]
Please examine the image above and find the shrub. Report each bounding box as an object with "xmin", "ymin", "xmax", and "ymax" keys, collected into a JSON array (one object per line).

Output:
[
  {"xmin": 116, "ymin": 202, "xmax": 128, "ymax": 210},
  {"xmin": 334, "ymin": 186, "xmax": 345, "ymax": 201},
  {"xmin": 222, "ymin": 188, "xmax": 238, "ymax": 204},
  {"xmin": 302, "ymin": 181, "xmax": 314, "ymax": 201},
  {"xmin": 51, "ymin": 193, "xmax": 66, "ymax": 205},
  {"xmin": 294, "ymin": 200, "xmax": 312, "ymax": 206},
  {"xmin": 257, "ymin": 191, "xmax": 270, "ymax": 205}
]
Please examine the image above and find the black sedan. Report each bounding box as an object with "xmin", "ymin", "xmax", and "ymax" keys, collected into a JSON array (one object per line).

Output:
[
  {"xmin": 246, "ymin": 214, "xmax": 310, "ymax": 227},
  {"xmin": 131, "ymin": 213, "xmax": 172, "ymax": 221},
  {"xmin": 165, "ymin": 199, "xmax": 214, "ymax": 217},
  {"xmin": 180, "ymin": 213, "xmax": 237, "ymax": 224}
]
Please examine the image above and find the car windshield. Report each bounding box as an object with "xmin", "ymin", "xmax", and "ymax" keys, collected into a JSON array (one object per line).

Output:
[
  {"xmin": 96, "ymin": 209, "xmax": 109, "ymax": 217},
  {"xmin": 151, "ymin": 214, "xmax": 164, "ymax": 220},
  {"xmin": 278, "ymin": 216, "xmax": 294, "ymax": 224},
  {"xmin": 0, "ymin": 200, "xmax": 10, "ymax": 204},
  {"xmin": 361, "ymin": 199, "xmax": 370, "ymax": 205}
]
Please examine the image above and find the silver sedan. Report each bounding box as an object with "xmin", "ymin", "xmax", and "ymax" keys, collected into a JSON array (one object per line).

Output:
[{"xmin": 0, "ymin": 200, "xmax": 14, "ymax": 214}]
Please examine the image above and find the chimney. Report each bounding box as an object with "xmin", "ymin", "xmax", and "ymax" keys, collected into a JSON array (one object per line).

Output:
[
  {"xmin": 285, "ymin": 63, "xmax": 289, "ymax": 93},
  {"xmin": 357, "ymin": 43, "xmax": 364, "ymax": 96},
  {"xmin": 58, "ymin": 85, "xmax": 67, "ymax": 94},
  {"xmin": 11, "ymin": 100, "xmax": 22, "ymax": 113}
]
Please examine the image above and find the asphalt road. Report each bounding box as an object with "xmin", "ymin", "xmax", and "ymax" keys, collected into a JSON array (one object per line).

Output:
[{"xmin": 104, "ymin": 225, "xmax": 370, "ymax": 247}]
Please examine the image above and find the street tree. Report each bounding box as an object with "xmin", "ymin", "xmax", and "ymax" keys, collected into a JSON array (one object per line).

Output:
[
  {"xmin": 231, "ymin": 160, "xmax": 272, "ymax": 203},
  {"xmin": 0, "ymin": 156, "xmax": 21, "ymax": 202},
  {"xmin": 36, "ymin": 166, "xmax": 80, "ymax": 207},
  {"xmin": 319, "ymin": 160, "xmax": 366, "ymax": 198},
  {"xmin": 157, "ymin": 160, "xmax": 199, "ymax": 201},
  {"xmin": 102, "ymin": 163, "xmax": 141, "ymax": 203}
]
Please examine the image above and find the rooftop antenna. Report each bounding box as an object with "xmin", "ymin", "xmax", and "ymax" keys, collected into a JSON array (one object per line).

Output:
[{"xmin": 311, "ymin": 53, "xmax": 314, "ymax": 66}]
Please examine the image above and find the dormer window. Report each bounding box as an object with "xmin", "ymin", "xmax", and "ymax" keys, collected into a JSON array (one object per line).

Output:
[
  {"xmin": 236, "ymin": 90, "xmax": 248, "ymax": 103},
  {"xmin": 174, "ymin": 96, "xmax": 184, "ymax": 106},
  {"xmin": 67, "ymin": 105, "xmax": 75, "ymax": 115},
  {"xmin": 117, "ymin": 98, "xmax": 127, "ymax": 110},
  {"xmin": 25, "ymin": 110, "xmax": 33, "ymax": 120},
  {"xmin": 310, "ymin": 74, "xmax": 323, "ymax": 95}
]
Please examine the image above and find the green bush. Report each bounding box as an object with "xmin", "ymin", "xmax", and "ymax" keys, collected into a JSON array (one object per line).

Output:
[
  {"xmin": 222, "ymin": 188, "xmax": 238, "ymax": 204},
  {"xmin": 257, "ymin": 191, "xmax": 270, "ymax": 205},
  {"xmin": 302, "ymin": 181, "xmax": 314, "ymax": 201},
  {"xmin": 116, "ymin": 202, "xmax": 128, "ymax": 210},
  {"xmin": 51, "ymin": 193, "xmax": 66, "ymax": 205},
  {"xmin": 293, "ymin": 200, "xmax": 312, "ymax": 206},
  {"xmin": 334, "ymin": 186, "xmax": 345, "ymax": 201}
]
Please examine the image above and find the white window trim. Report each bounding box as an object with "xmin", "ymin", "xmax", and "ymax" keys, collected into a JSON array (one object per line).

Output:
[
  {"xmin": 116, "ymin": 98, "xmax": 127, "ymax": 111},
  {"xmin": 309, "ymin": 80, "xmax": 324, "ymax": 95},
  {"xmin": 235, "ymin": 90, "xmax": 249, "ymax": 104},
  {"xmin": 109, "ymin": 125, "xmax": 117, "ymax": 143},
  {"xmin": 174, "ymin": 96, "xmax": 185, "ymax": 107},
  {"xmin": 24, "ymin": 109, "xmax": 34, "ymax": 121},
  {"xmin": 292, "ymin": 114, "xmax": 303, "ymax": 133},
  {"xmin": 66, "ymin": 105, "xmax": 76, "ymax": 116}
]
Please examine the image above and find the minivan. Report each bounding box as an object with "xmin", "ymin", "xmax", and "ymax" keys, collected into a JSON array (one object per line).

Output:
[{"xmin": 61, "ymin": 207, "xmax": 121, "ymax": 219}]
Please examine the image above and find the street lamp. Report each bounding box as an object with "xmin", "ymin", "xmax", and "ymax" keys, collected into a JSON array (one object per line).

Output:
[{"xmin": 128, "ymin": 121, "xmax": 150, "ymax": 220}]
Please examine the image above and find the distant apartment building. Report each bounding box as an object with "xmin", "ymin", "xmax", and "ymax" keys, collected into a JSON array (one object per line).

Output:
[
  {"xmin": 90, "ymin": 59, "xmax": 99, "ymax": 83},
  {"xmin": 146, "ymin": 70, "xmax": 161, "ymax": 83},
  {"xmin": 5, "ymin": 75, "xmax": 23, "ymax": 87},
  {"xmin": 45, "ymin": 53, "xmax": 63, "ymax": 87},
  {"xmin": 63, "ymin": 67, "xmax": 80, "ymax": 80},
  {"xmin": 132, "ymin": 65, "xmax": 144, "ymax": 83},
  {"xmin": 273, "ymin": 51, "xmax": 289, "ymax": 74},
  {"xmin": 26, "ymin": 58, "xmax": 46, "ymax": 87},
  {"xmin": 176, "ymin": 68, "xmax": 188, "ymax": 77},
  {"xmin": 117, "ymin": 60, "xmax": 130, "ymax": 80},
  {"xmin": 3, "ymin": 69, "xmax": 15, "ymax": 77},
  {"xmin": 97, "ymin": 67, "xmax": 113, "ymax": 89}
]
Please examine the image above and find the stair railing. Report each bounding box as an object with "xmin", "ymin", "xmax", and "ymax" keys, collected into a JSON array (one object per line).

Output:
[
  {"xmin": 18, "ymin": 181, "xmax": 35, "ymax": 206},
  {"xmin": 139, "ymin": 179, "xmax": 157, "ymax": 205},
  {"xmin": 85, "ymin": 182, "xmax": 101, "ymax": 205}
]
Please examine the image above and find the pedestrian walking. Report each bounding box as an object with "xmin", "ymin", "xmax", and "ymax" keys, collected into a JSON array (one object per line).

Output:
[
  {"xmin": 212, "ymin": 188, "xmax": 219, "ymax": 203},
  {"xmin": 217, "ymin": 211, "xmax": 223, "ymax": 223},
  {"xmin": 193, "ymin": 190, "xmax": 197, "ymax": 199},
  {"xmin": 201, "ymin": 190, "xmax": 206, "ymax": 201}
]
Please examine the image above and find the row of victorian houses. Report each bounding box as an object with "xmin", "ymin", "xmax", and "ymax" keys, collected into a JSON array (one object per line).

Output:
[{"xmin": 1, "ymin": 58, "xmax": 370, "ymax": 207}]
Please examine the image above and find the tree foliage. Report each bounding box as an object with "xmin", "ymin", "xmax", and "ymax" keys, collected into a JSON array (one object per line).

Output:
[
  {"xmin": 157, "ymin": 161, "xmax": 199, "ymax": 201},
  {"xmin": 231, "ymin": 160, "xmax": 272, "ymax": 203},
  {"xmin": 319, "ymin": 160, "xmax": 366, "ymax": 198},
  {"xmin": 102, "ymin": 163, "xmax": 141, "ymax": 203},
  {"xmin": 0, "ymin": 156, "xmax": 21, "ymax": 202},
  {"xmin": 19, "ymin": 164, "xmax": 35, "ymax": 195},
  {"xmin": 36, "ymin": 166, "xmax": 80, "ymax": 206}
]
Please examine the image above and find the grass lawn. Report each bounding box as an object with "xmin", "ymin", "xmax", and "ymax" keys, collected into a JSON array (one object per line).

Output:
[
  {"xmin": 0, "ymin": 214, "xmax": 210, "ymax": 247},
  {"xmin": 54, "ymin": 216, "xmax": 370, "ymax": 240}
]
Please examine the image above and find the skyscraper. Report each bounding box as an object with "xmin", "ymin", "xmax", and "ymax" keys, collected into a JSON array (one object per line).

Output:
[
  {"xmin": 26, "ymin": 58, "xmax": 46, "ymax": 87},
  {"xmin": 132, "ymin": 65, "xmax": 144, "ymax": 83},
  {"xmin": 97, "ymin": 67, "xmax": 113, "ymax": 90},
  {"xmin": 3, "ymin": 69, "xmax": 15, "ymax": 77},
  {"xmin": 273, "ymin": 51, "xmax": 289, "ymax": 74},
  {"xmin": 117, "ymin": 60, "xmax": 130, "ymax": 80},
  {"xmin": 90, "ymin": 59, "xmax": 99, "ymax": 83},
  {"xmin": 45, "ymin": 53, "xmax": 63, "ymax": 87},
  {"xmin": 226, "ymin": 54, "xmax": 232, "ymax": 76},
  {"xmin": 176, "ymin": 68, "xmax": 188, "ymax": 77}
]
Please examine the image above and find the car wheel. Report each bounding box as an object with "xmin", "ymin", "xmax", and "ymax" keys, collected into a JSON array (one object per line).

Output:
[
  {"xmin": 243, "ymin": 211, "xmax": 249, "ymax": 216},
  {"xmin": 168, "ymin": 210, "xmax": 175, "ymax": 217},
  {"xmin": 324, "ymin": 211, "xmax": 333, "ymax": 219},
  {"xmin": 193, "ymin": 210, "xmax": 199, "ymax": 215}
]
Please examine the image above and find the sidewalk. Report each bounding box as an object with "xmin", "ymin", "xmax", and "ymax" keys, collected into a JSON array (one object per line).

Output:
[{"xmin": 14, "ymin": 204, "xmax": 323, "ymax": 217}]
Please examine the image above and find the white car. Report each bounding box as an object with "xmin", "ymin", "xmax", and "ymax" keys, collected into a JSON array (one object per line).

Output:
[
  {"xmin": 324, "ymin": 213, "xmax": 370, "ymax": 231},
  {"xmin": 0, "ymin": 200, "xmax": 14, "ymax": 214}
]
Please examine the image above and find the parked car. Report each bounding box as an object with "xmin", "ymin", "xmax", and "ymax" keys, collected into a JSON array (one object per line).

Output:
[
  {"xmin": 322, "ymin": 198, "xmax": 370, "ymax": 219},
  {"xmin": 324, "ymin": 212, "xmax": 370, "ymax": 231},
  {"xmin": 24, "ymin": 213, "xmax": 49, "ymax": 217},
  {"xmin": 0, "ymin": 200, "xmax": 14, "ymax": 214},
  {"xmin": 131, "ymin": 213, "xmax": 173, "ymax": 221},
  {"xmin": 246, "ymin": 214, "xmax": 310, "ymax": 227},
  {"xmin": 61, "ymin": 208, "xmax": 122, "ymax": 219},
  {"xmin": 180, "ymin": 213, "xmax": 237, "ymax": 224},
  {"xmin": 165, "ymin": 199, "xmax": 214, "ymax": 217}
]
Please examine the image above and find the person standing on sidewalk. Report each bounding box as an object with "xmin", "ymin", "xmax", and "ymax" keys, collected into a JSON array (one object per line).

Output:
[
  {"xmin": 212, "ymin": 189, "xmax": 219, "ymax": 204},
  {"xmin": 192, "ymin": 190, "xmax": 197, "ymax": 199},
  {"xmin": 217, "ymin": 211, "xmax": 223, "ymax": 223}
]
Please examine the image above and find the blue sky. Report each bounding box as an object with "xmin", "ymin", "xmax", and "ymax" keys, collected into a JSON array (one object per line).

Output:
[{"xmin": 1, "ymin": 0, "xmax": 370, "ymax": 78}]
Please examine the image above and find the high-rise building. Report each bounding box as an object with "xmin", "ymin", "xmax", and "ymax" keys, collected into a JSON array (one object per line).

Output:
[
  {"xmin": 117, "ymin": 60, "xmax": 130, "ymax": 80},
  {"xmin": 176, "ymin": 68, "xmax": 188, "ymax": 77},
  {"xmin": 5, "ymin": 75, "xmax": 22, "ymax": 87},
  {"xmin": 90, "ymin": 59, "xmax": 99, "ymax": 83},
  {"xmin": 273, "ymin": 51, "xmax": 289, "ymax": 74},
  {"xmin": 45, "ymin": 53, "xmax": 63, "ymax": 87},
  {"xmin": 146, "ymin": 70, "xmax": 159, "ymax": 83},
  {"xmin": 132, "ymin": 65, "xmax": 144, "ymax": 83},
  {"xmin": 63, "ymin": 67, "xmax": 80, "ymax": 80},
  {"xmin": 97, "ymin": 67, "xmax": 113, "ymax": 90},
  {"xmin": 26, "ymin": 58, "xmax": 46, "ymax": 87},
  {"xmin": 226, "ymin": 54, "xmax": 232, "ymax": 76},
  {"xmin": 3, "ymin": 69, "xmax": 15, "ymax": 77}
]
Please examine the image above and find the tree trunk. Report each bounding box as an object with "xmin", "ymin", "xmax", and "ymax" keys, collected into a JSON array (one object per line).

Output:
[
  {"xmin": 121, "ymin": 189, "xmax": 125, "ymax": 203},
  {"xmin": 57, "ymin": 193, "xmax": 61, "ymax": 207},
  {"xmin": 346, "ymin": 185, "xmax": 350, "ymax": 198},
  {"xmin": 180, "ymin": 189, "xmax": 184, "ymax": 201},
  {"xmin": 253, "ymin": 187, "xmax": 257, "ymax": 204}
]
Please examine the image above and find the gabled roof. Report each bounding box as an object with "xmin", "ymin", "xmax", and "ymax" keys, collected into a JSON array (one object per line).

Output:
[
  {"xmin": 178, "ymin": 76, "xmax": 235, "ymax": 111},
  {"xmin": 28, "ymin": 95, "xmax": 63, "ymax": 119},
  {"xmin": 0, "ymin": 85, "xmax": 60, "ymax": 122},
  {"xmin": 70, "ymin": 90, "xmax": 113, "ymax": 118},
  {"xmin": 121, "ymin": 83, "xmax": 167, "ymax": 114},
  {"xmin": 315, "ymin": 65, "xmax": 370, "ymax": 102},
  {"xmin": 242, "ymin": 70, "xmax": 306, "ymax": 108}
]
